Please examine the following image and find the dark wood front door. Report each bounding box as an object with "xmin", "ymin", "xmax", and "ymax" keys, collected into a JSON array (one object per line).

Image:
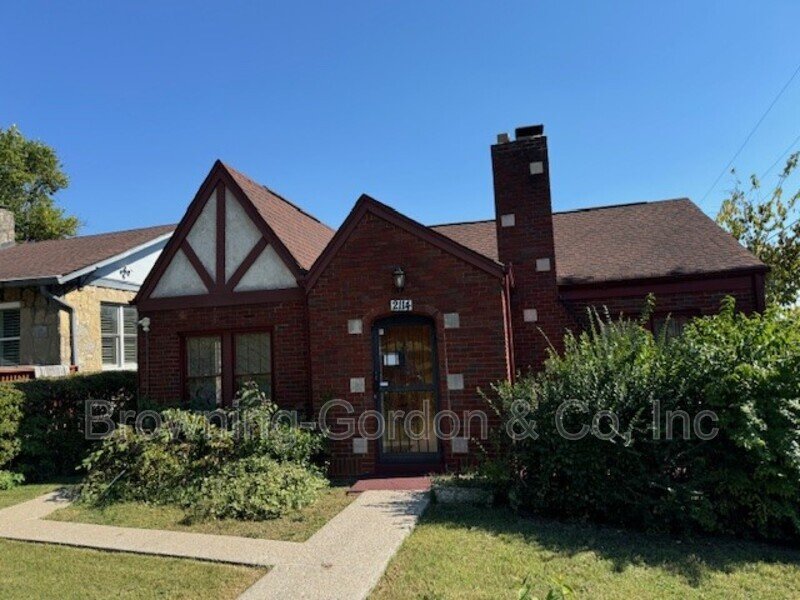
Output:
[{"xmin": 373, "ymin": 316, "xmax": 440, "ymax": 463}]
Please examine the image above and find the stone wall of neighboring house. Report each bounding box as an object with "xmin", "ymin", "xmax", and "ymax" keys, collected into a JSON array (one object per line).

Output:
[
  {"xmin": 0, "ymin": 287, "xmax": 62, "ymax": 365},
  {"xmin": 62, "ymin": 285, "xmax": 136, "ymax": 371},
  {"xmin": 0, "ymin": 285, "xmax": 135, "ymax": 369}
]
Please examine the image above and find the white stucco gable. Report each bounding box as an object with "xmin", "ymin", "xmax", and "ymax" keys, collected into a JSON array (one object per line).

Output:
[{"xmin": 140, "ymin": 174, "xmax": 300, "ymax": 302}]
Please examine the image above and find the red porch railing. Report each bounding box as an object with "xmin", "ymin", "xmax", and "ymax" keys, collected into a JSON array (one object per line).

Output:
[{"xmin": 0, "ymin": 365, "xmax": 79, "ymax": 383}]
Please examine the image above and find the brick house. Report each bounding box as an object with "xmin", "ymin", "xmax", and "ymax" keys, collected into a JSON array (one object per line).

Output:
[
  {"xmin": 0, "ymin": 211, "xmax": 172, "ymax": 378},
  {"xmin": 135, "ymin": 124, "xmax": 766, "ymax": 477}
]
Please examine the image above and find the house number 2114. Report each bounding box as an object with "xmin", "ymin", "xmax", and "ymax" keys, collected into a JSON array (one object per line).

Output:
[{"xmin": 390, "ymin": 299, "xmax": 413, "ymax": 312}]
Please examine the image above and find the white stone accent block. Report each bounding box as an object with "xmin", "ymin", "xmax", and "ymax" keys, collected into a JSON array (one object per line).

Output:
[
  {"xmin": 536, "ymin": 257, "xmax": 552, "ymax": 272},
  {"xmin": 353, "ymin": 438, "xmax": 368, "ymax": 454},
  {"xmin": 447, "ymin": 374, "xmax": 464, "ymax": 390},
  {"xmin": 529, "ymin": 161, "xmax": 544, "ymax": 175},
  {"xmin": 348, "ymin": 319, "xmax": 363, "ymax": 334},
  {"xmin": 443, "ymin": 313, "xmax": 460, "ymax": 329},
  {"xmin": 500, "ymin": 213, "xmax": 515, "ymax": 227},
  {"xmin": 451, "ymin": 437, "xmax": 469, "ymax": 454},
  {"xmin": 524, "ymin": 308, "xmax": 538, "ymax": 323},
  {"xmin": 350, "ymin": 377, "xmax": 365, "ymax": 393}
]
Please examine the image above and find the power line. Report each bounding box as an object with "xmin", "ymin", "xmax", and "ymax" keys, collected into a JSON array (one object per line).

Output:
[
  {"xmin": 699, "ymin": 61, "xmax": 800, "ymax": 208},
  {"xmin": 759, "ymin": 132, "xmax": 800, "ymax": 181}
]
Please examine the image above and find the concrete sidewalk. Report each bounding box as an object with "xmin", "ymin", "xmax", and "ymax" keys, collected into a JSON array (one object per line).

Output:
[{"xmin": 0, "ymin": 487, "xmax": 429, "ymax": 599}]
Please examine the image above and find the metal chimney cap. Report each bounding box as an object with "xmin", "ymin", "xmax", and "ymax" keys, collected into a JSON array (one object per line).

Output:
[
  {"xmin": 496, "ymin": 132, "xmax": 510, "ymax": 144},
  {"xmin": 515, "ymin": 124, "xmax": 544, "ymax": 140}
]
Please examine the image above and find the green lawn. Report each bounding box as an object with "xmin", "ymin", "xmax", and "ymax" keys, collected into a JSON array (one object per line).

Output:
[
  {"xmin": 0, "ymin": 482, "xmax": 66, "ymax": 509},
  {"xmin": 371, "ymin": 503, "xmax": 800, "ymax": 599},
  {"xmin": 0, "ymin": 483, "xmax": 264, "ymax": 599},
  {"xmin": 48, "ymin": 485, "xmax": 353, "ymax": 541}
]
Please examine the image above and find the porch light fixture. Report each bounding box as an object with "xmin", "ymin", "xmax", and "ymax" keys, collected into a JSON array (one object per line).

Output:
[{"xmin": 392, "ymin": 266, "xmax": 406, "ymax": 292}]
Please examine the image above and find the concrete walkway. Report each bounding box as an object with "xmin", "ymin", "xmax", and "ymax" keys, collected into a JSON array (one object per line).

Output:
[{"xmin": 0, "ymin": 488, "xmax": 429, "ymax": 599}]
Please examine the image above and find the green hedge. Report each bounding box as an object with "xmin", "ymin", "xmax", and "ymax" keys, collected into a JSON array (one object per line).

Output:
[
  {"xmin": 485, "ymin": 300, "xmax": 800, "ymax": 542},
  {"xmin": 0, "ymin": 385, "xmax": 24, "ymax": 468},
  {"xmin": 12, "ymin": 371, "xmax": 137, "ymax": 481}
]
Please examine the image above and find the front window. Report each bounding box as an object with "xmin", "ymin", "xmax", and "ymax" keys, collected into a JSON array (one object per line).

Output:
[
  {"xmin": 0, "ymin": 303, "xmax": 20, "ymax": 366},
  {"xmin": 184, "ymin": 330, "xmax": 272, "ymax": 407},
  {"xmin": 101, "ymin": 304, "xmax": 138, "ymax": 369},
  {"xmin": 186, "ymin": 335, "xmax": 222, "ymax": 409}
]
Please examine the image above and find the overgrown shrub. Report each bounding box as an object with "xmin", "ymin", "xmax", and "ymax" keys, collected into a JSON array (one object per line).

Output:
[
  {"xmin": 0, "ymin": 384, "xmax": 24, "ymax": 468},
  {"xmin": 484, "ymin": 301, "xmax": 800, "ymax": 542},
  {"xmin": 78, "ymin": 383, "xmax": 328, "ymax": 521},
  {"xmin": 79, "ymin": 410, "xmax": 234, "ymax": 506},
  {"xmin": 0, "ymin": 470, "xmax": 24, "ymax": 490},
  {"xmin": 12, "ymin": 370, "xmax": 136, "ymax": 480},
  {"xmin": 191, "ymin": 456, "xmax": 327, "ymax": 521},
  {"xmin": 678, "ymin": 300, "xmax": 800, "ymax": 540}
]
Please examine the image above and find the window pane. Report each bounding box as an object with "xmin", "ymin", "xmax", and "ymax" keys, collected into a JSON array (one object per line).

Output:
[
  {"xmin": 0, "ymin": 339, "xmax": 19, "ymax": 366},
  {"xmin": 235, "ymin": 333, "xmax": 271, "ymax": 376},
  {"xmin": 187, "ymin": 336, "xmax": 221, "ymax": 377},
  {"xmin": 188, "ymin": 376, "xmax": 222, "ymax": 410},
  {"xmin": 0, "ymin": 309, "xmax": 20, "ymax": 339},
  {"xmin": 101, "ymin": 304, "xmax": 118, "ymax": 335},
  {"xmin": 123, "ymin": 306, "xmax": 138, "ymax": 336},
  {"xmin": 123, "ymin": 336, "xmax": 137, "ymax": 365},
  {"xmin": 102, "ymin": 337, "xmax": 118, "ymax": 365}
]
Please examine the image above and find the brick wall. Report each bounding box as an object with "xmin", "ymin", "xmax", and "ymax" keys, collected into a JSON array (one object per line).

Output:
[
  {"xmin": 137, "ymin": 299, "xmax": 310, "ymax": 410},
  {"xmin": 561, "ymin": 273, "xmax": 763, "ymax": 327},
  {"xmin": 307, "ymin": 210, "xmax": 509, "ymax": 477}
]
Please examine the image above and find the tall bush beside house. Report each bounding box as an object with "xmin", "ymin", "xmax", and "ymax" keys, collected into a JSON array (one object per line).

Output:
[
  {"xmin": 678, "ymin": 299, "xmax": 800, "ymax": 540},
  {"xmin": 0, "ymin": 384, "xmax": 25, "ymax": 488},
  {"xmin": 12, "ymin": 371, "xmax": 137, "ymax": 481},
  {"xmin": 486, "ymin": 309, "xmax": 693, "ymax": 532},
  {"xmin": 486, "ymin": 302, "xmax": 800, "ymax": 542}
]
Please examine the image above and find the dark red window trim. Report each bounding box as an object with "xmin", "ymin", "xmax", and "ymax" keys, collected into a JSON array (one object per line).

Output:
[{"xmin": 180, "ymin": 326, "xmax": 275, "ymax": 407}]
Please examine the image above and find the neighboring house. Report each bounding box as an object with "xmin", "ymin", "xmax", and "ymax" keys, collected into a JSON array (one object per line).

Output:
[
  {"xmin": 135, "ymin": 123, "xmax": 767, "ymax": 477},
  {"xmin": 0, "ymin": 213, "xmax": 173, "ymax": 376}
]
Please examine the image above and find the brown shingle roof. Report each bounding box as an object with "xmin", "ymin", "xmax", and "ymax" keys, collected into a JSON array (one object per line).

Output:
[
  {"xmin": 432, "ymin": 199, "xmax": 765, "ymax": 285},
  {"xmin": 0, "ymin": 224, "xmax": 175, "ymax": 283},
  {"xmin": 224, "ymin": 164, "xmax": 335, "ymax": 271}
]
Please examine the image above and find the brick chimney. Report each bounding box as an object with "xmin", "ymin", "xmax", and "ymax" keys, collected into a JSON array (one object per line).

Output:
[
  {"xmin": 491, "ymin": 124, "xmax": 568, "ymax": 371},
  {"xmin": 0, "ymin": 209, "xmax": 15, "ymax": 247}
]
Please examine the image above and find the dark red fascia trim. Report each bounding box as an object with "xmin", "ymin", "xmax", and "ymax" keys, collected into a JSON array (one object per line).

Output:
[{"xmin": 558, "ymin": 268, "xmax": 768, "ymax": 302}]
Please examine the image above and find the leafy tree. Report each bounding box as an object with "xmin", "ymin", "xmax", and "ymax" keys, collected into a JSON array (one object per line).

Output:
[
  {"xmin": 0, "ymin": 125, "xmax": 79, "ymax": 241},
  {"xmin": 716, "ymin": 152, "xmax": 800, "ymax": 306}
]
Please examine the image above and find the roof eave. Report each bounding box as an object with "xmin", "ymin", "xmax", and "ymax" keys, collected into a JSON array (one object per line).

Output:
[
  {"xmin": 558, "ymin": 265, "xmax": 769, "ymax": 291},
  {"xmin": 56, "ymin": 232, "xmax": 173, "ymax": 285}
]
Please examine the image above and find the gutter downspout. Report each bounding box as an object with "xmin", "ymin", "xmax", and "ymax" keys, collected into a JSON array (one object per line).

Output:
[
  {"xmin": 503, "ymin": 264, "xmax": 516, "ymax": 383},
  {"xmin": 39, "ymin": 285, "xmax": 77, "ymax": 367}
]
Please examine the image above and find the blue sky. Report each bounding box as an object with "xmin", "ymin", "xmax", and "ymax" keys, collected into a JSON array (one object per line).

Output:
[{"xmin": 2, "ymin": 1, "xmax": 799, "ymax": 234}]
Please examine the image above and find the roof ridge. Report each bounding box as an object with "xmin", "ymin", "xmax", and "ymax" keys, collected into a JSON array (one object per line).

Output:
[
  {"xmin": 221, "ymin": 162, "xmax": 334, "ymax": 232},
  {"xmin": 430, "ymin": 218, "xmax": 495, "ymax": 228},
  {"xmin": 8, "ymin": 223, "xmax": 175, "ymax": 247},
  {"xmin": 553, "ymin": 197, "xmax": 690, "ymax": 215}
]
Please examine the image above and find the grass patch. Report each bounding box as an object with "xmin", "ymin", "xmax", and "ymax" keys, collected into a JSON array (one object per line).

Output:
[
  {"xmin": 0, "ymin": 482, "xmax": 69, "ymax": 509},
  {"xmin": 371, "ymin": 503, "xmax": 800, "ymax": 599},
  {"xmin": 48, "ymin": 485, "xmax": 353, "ymax": 542},
  {"xmin": 0, "ymin": 539, "xmax": 264, "ymax": 599},
  {"xmin": 0, "ymin": 484, "xmax": 264, "ymax": 599}
]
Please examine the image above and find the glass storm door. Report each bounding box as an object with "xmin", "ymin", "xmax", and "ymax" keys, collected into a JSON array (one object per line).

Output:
[{"xmin": 373, "ymin": 316, "xmax": 440, "ymax": 462}]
